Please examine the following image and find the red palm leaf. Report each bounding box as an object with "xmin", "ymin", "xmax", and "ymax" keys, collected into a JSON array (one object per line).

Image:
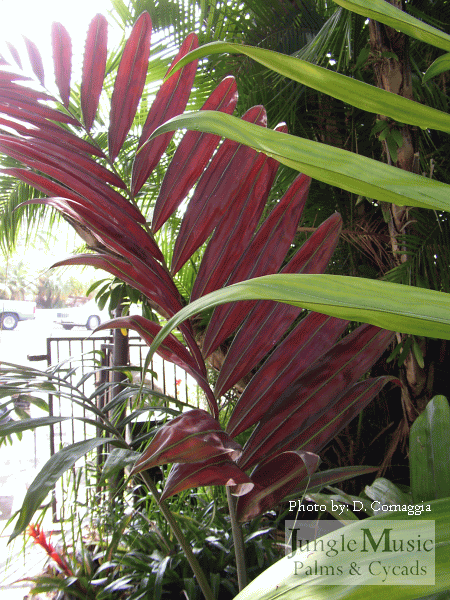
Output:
[
  {"xmin": 152, "ymin": 76, "xmax": 238, "ymax": 231},
  {"xmin": 51, "ymin": 22, "xmax": 72, "ymax": 107},
  {"xmin": 81, "ymin": 14, "xmax": 108, "ymax": 131},
  {"xmin": 108, "ymin": 12, "xmax": 152, "ymax": 161},
  {"xmin": 131, "ymin": 33, "xmax": 199, "ymax": 196},
  {"xmin": 202, "ymin": 173, "xmax": 311, "ymax": 357},
  {"xmin": 23, "ymin": 37, "xmax": 44, "ymax": 86}
]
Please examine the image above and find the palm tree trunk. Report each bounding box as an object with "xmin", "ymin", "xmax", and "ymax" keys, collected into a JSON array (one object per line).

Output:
[{"xmin": 369, "ymin": 0, "xmax": 431, "ymax": 418}]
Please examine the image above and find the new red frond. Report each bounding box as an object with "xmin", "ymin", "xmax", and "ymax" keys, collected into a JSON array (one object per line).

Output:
[
  {"xmin": 131, "ymin": 32, "xmax": 199, "ymax": 196},
  {"xmin": 284, "ymin": 376, "xmax": 400, "ymax": 456},
  {"xmin": 23, "ymin": 36, "xmax": 45, "ymax": 86},
  {"xmin": 131, "ymin": 409, "xmax": 239, "ymax": 474},
  {"xmin": 51, "ymin": 22, "xmax": 72, "ymax": 107},
  {"xmin": 215, "ymin": 213, "xmax": 343, "ymax": 397},
  {"xmin": 171, "ymin": 105, "xmax": 267, "ymax": 274},
  {"xmin": 239, "ymin": 326, "xmax": 395, "ymax": 470},
  {"xmin": 152, "ymin": 76, "xmax": 238, "ymax": 231},
  {"xmin": 81, "ymin": 14, "xmax": 108, "ymax": 131},
  {"xmin": 160, "ymin": 454, "xmax": 253, "ymax": 502},
  {"xmin": 202, "ymin": 172, "xmax": 311, "ymax": 357},
  {"xmin": 96, "ymin": 316, "xmax": 216, "ymax": 416},
  {"xmin": 5, "ymin": 42, "xmax": 22, "ymax": 69},
  {"xmin": 236, "ymin": 451, "xmax": 320, "ymax": 522},
  {"xmin": 191, "ymin": 127, "xmax": 287, "ymax": 301},
  {"xmin": 227, "ymin": 313, "xmax": 349, "ymax": 438},
  {"xmin": 108, "ymin": 11, "xmax": 152, "ymax": 161}
]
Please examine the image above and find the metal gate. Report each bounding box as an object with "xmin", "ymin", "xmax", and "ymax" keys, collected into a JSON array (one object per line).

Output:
[{"xmin": 28, "ymin": 334, "xmax": 203, "ymax": 522}]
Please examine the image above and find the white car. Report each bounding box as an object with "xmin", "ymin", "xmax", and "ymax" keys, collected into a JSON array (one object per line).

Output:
[
  {"xmin": 0, "ymin": 299, "xmax": 36, "ymax": 330},
  {"xmin": 55, "ymin": 300, "xmax": 109, "ymax": 331}
]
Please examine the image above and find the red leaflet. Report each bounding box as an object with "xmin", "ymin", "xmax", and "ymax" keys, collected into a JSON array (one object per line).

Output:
[
  {"xmin": 56, "ymin": 197, "xmax": 162, "ymax": 263},
  {"xmin": 4, "ymin": 134, "xmax": 123, "ymax": 188},
  {"xmin": 215, "ymin": 213, "xmax": 343, "ymax": 397},
  {"xmin": 235, "ymin": 451, "xmax": 320, "ymax": 522},
  {"xmin": 131, "ymin": 409, "xmax": 240, "ymax": 474},
  {"xmin": 191, "ymin": 131, "xmax": 285, "ymax": 300},
  {"xmin": 131, "ymin": 33, "xmax": 199, "ymax": 196},
  {"xmin": 51, "ymin": 249, "xmax": 205, "ymax": 377},
  {"xmin": 160, "ymin": 455, "xmax": 253, "ymax": 502},
  {"xmin": 108, "ymin": 12, "xmax": 152, "ymax": 161},
  {"xmin": 0, "ymin": 71, "xmax": 30, "ymax": 83},
  {"xmin": 0, "ymin": 97, "xmax": 79, "ymax": 126},
  {"xmin": 81, "ymin": 14, "xmax": 108, "ymax": 131},
  {"xmin": 0, "ymin": 136, "xmax": 145, "ymax": 225},
  {"xmin": 1, "ymin": 168, "xmax": 91, "ymax": 204},
  {"xmin": 0, "ymin": 85, "xmax": 58, "ymax": 103},
  {"xmin": 152, "ymin": 76, "xmax": 238, "ymax": 231},
  {"xmin": 171, "ymin": 105, "xmax": 267, "ymax": 275},
  {"xmin": 23, "ymin": 37, "xmax": 45, "ymax": 86},
  {"xmin": 202, "ymin": 173, "xmax": 311, "ymax": 357},
  {"xmin": 239, "ymin": 326, "xmax": 395, "ymax": 470},
  {"xmin": 51, "ymin": 22, "xmax": 72, "ymax": 107},
  {"xmin": 97, "ymin": 317, "xmax": 217, "ymax": 416},
  {"xmin": 53, "ymin": 254, "xmax": 183, "ymax": 320},
  {"xmin": 292, "ymin": 465, "xmax": 379, "ymax": 497},
  {"xmin": 282, "ymin": 376, "xmax": 400, "ymax": 456},
  {"xmin": 227, "ymin": 313, "xmax": 349, "ymax": 438},
  {"xmin": 0, "ymin": 116, "xmax": 103, "ymax": 158},
  {"xmin": 6, "ymin": 42, "xmax": 22, "ymax": 68}
]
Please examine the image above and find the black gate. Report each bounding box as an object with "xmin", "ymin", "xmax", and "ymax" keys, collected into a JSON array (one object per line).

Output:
[{"xmin": 28, "ymin": 334, "xmax": 201, "ymax": 522}]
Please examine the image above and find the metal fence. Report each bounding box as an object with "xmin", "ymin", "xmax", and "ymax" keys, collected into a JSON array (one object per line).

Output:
[{"xmin": 28, "ymin": 334, "xmax": 204, "ymax": 522}]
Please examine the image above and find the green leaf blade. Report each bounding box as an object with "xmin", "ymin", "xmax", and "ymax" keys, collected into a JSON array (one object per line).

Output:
[
  {"xmin": 164, "ymin": 41, "xmax": 450, "ymax": 133},
  {"xmin": 333, "ymin": 0, "xmax": 450, "ymax": 52},
  {"xmin": 147, "ymin": 275, "xmax": 450, "ymax": 368},
  {"xmin": 410, "ymin": 395, "xmax": 450, "ymax": 503},
  {"xmin": 10, "ymin": 437, "xmax": 113, "ymax": 541},
  {"xmin": 148, "ymin": 112, "xmax": 450, "ymax": 214}
]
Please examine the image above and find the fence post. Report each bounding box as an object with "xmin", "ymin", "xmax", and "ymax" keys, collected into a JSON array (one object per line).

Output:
[{"xmin": 108, "ymin": 300, "xmax": 129, "ymax": 501}]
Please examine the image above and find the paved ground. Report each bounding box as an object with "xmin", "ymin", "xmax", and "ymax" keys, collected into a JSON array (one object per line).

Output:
[{"xmin": 1, "ymin": 313, "xmax": 71, "ymax": 597}]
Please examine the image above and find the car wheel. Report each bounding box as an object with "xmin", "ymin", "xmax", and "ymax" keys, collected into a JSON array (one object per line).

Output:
[
  {"xmin": 62, "ymin": 324, "xmax": 75, "ymax": 330},
  {"xmin": 86, "ymin": 315, "xmax": 100, "ymax": 330},
  {"xmin": 1, "ymin": 313, "xmax": 19, "ymax": 330}
]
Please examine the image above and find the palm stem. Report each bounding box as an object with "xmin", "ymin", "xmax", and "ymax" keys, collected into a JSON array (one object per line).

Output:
[
  {"xmin": 226, "ymin": 486, "xmax": 248, "ymax": 591},
  {"xmin": 139, "ymin": 471, "xmax": 215, "ymax": 600}
]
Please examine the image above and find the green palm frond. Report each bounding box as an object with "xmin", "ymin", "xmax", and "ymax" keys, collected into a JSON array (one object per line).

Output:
[
  {"xmin": 0, "ymin": 163, "xmax": 53, "ymax": 255},
  {"xmin": 384, "ymin": 208, "xmax": 450, "ymax": 292}
]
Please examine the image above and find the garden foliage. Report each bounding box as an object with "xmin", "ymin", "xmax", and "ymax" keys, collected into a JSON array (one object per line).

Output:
[{"xmin": 0, "ymin": 10, "xmax": 396, "ymax": 529}]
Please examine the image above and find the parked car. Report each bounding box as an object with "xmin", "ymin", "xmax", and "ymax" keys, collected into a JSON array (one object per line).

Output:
[
  {"xmin": 54, "ymin": 300, "xmax": 109, "ymax": 331},
  {"xmin": 0, "ymin": 299, "xmax": 36, "ymax": 330}
]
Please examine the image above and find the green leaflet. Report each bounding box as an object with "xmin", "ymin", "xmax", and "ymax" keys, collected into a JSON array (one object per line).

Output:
[
  {"xmin": 333, "ymin": 0, "xmax": 450, "ymax": 53},
  {"xmin": 164, "ymin": 41, "xmax": 450, "ymax": 133},
  {"xmin": 0, "ymin": 416, "xmax": 67, "ymax": 436},
  {"xmin": 410, "ymin": 395, "xmax": 450, "ymax": 503},
  {"xmin": 147, "ymin": 111, "xmax": 450, "ymax": 213},
  {"xmin": 423, "ymin": 53, "xmax": 450, "ymax": 83},
  {"xmin": 10, "ymin": 437, "xmax": 113, "ymax": 541},
  {"xmin": 99, "ymin": 447, "xmax": 140, "ymax": 485},
  {"xmin": 146, "ymin": 275, "xmax": 450, "ymax": 366}
]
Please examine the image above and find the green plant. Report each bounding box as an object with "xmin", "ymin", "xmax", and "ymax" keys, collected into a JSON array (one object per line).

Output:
[
  {"xmin": 0, "ymin": 8, "xmax": 404, "ymax": 598},
  {"xmin": 235, "ymin": 396, "xmax": 450, "ymax": 599}
]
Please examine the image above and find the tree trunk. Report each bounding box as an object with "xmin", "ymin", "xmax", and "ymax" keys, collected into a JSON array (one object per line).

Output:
[{"xmin": 369, "ymin": 0, "xmax": 431, "ymax": 419}]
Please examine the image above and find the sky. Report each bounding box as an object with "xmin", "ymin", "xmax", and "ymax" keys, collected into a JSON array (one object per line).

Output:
[
  {"xmin": 0, "ymin": 0, "xmax": 121, "ymax": 89},
  {"xmin": 0, "ymin": 0, "xmax": 115, "ymax": 49}
]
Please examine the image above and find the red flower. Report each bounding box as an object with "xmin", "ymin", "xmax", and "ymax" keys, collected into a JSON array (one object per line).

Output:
[{"xmin": 27, "ymin": 523, "xmax": 73, "ymax": 576}]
